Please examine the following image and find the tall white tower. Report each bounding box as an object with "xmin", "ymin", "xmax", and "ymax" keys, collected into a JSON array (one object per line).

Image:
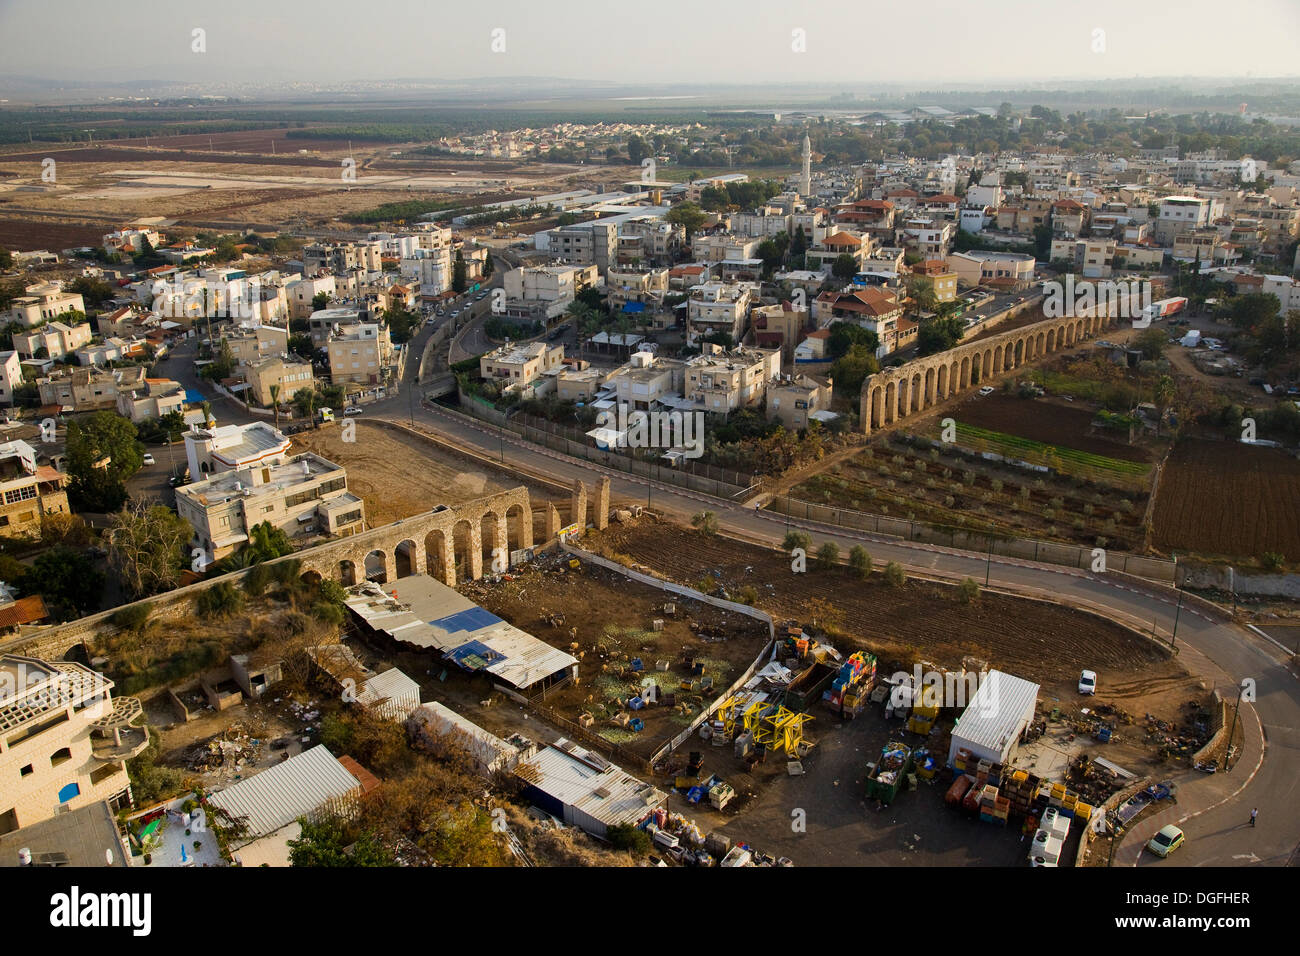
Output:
[{"xmin": 801, "ymin": 134, "xmax": 811, "ymax": 196}]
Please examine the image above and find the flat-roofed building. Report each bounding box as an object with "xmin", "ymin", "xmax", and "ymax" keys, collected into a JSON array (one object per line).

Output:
[
  {"xmin": 183, "ymin": 420, "xmax": 292, "ymax": 480},
  {"xmin": 240, "ymin": 357, "xmax": 314, "ymax": 408},
  {"xmin": 0, "ymin": 440, "xmax": 69, "ymax": 537},
  {"xmin": 175, "ymin": 451, "xmax": 362, "ymax": 564},
  {"xmin": 5, "ymin": 283, "xmax": 85, "ymax": 329},
  {"xmin": 0, "ymin": 654, "xmax": 147, "ymax": 834},
  {"xmin": 479, "ymin": 341, "xmax": 564, "ymax": 392},
  {"xmin": 684, "ymin": 345, "xmax": 780, "ymax": 416}
]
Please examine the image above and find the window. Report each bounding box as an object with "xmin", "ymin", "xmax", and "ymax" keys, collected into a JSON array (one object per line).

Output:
[
  {"xmin": 20, "ymin": 764, "xmax": 32, "ymax": 777},
  {"xmin": 51, "ymin": 747, "xmax": 72, "ymax": 767}
]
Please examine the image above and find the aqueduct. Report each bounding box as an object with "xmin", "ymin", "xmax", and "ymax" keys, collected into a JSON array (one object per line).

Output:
[{"xmin": 859, "ymin": 309, "xmax": 1122, "ymax": 435}]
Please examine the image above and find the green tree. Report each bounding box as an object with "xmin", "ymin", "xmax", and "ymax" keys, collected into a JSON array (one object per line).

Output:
[
  {"xmin": 827, "ymin": 321, "xmax": 879, "ymax": 360},
  {"xmin": 22, "ymin": 546, "xmax": 104, "ymax": 619},
  {"xmin": 665, "ymin": 201, "xmax": 708, "ymax": 237},
  {"xmin": 916, "ymin": 315, "xmax": 966, "ymax": 356},
  {"xmin": 957, "ymin": 577, "xmax": 981, "ymax": 603},
  {"xmin": 691, "ymin": 510, "xmax": 719, "ymax": 535},
  {"xmin": 66, "ymin": 412, "xmax": 143, "ymax": 512},
  {"xmin": 106, "ymin": 500, "xmax": 193, "ymax": 598},
  {"xmin": 289, "ymin": 816, "xmax": 396, "ymax": 867},
  {"xmin": 848, "ymin": 545, "xmax": 873, "ymax": 578},
  {"xmin": 452, "ymin": 251, "xmax": 468, "ymax": 294},
  {"xmin": 1134, "ymin": 327, "xmax": 1168, "ymax": 360},
  {"xmin": 831, "ymin": 253, "xmax": 859, "ymax": 282},
  {"xmin": 830, "ymin": 343, "xmax": 879, "ymax": 397},
  {"xmin": 883, "ymin": 561, "xmax": 907, "ymax": 587},
  {"xmin": 626, "ymin": 135, "xmax": 650, "ymax": 166},
  {"xmin": 782, "ymin": 529, "xmax": 811, "ymax": 552},
  {"xmin": 245, "ymin": 521, "xmax": 294, "ymax": 563},
  {"xmin": 311, "ymin": 291, "xmax": 330, "ymax": 311},
  {"xmin": 816, "ymin": 541, "xmax": 841, "ymax": 568}
]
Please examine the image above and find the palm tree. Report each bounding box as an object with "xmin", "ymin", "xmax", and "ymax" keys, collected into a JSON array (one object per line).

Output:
[{"xmin": 269, "ymin": 384, "xmax": 281, "ymax": 430}]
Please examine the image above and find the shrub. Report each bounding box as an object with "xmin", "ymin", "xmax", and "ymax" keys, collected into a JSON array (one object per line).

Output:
[
  {"xmin": 782, "ymin": 530, "xmax": 811, "ymax": 553},
  {"xmin": 883, "ymin": 561, "xmax": 906, "ymax": 587},
  {"xmin": 608, "ymin": 823, "xmax": 651, "ymax": 854},
  {"xmin": 1261, "ymin": 551, "xmax": 1286, "ymax": 572},
  {"xmin": 691, "ymin": 510, "xmax": 719, "ymax": 536},
  {"xmin": 244, "ymin": 561, "xmax": 276, "ymax": 596},
  {"xmin": 196, "ymin": 582, "xmax": 244, "ymax": 619},
  {"xmin": 110, "ymin": 602, "xmax": 152, "ymax": 633},
  {"xmin": 991, "ymin": 479, "xmax": 1003, "ymax": 493},
  {"xmin": 957, "ymin": 578, "xmax": 980, "ymax": 604},
  {"xmin": 817, "ymin": 542, "xmax": 841, "ymax": 568},
  {"xmin": 736, "ymin": 585, "xmax": 759, "ymax": 605},
  {"xmin": 849, "ymin": 546, "xmax": 872, "ymax": 578}
]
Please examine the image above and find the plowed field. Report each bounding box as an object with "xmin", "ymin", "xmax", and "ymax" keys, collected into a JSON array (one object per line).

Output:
[{"xmin": 1152, "ymin": 437, "xmax": 1300, "ymax": 561}]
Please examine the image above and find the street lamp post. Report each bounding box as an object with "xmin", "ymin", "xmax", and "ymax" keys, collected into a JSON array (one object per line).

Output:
[
  {"xmin": 1170, "ymin": 590, "xmax": 1184, "ymax": 649},
  {"xmin": 985, "ymin": 539, "xmax": 993, "ymax": 587}
]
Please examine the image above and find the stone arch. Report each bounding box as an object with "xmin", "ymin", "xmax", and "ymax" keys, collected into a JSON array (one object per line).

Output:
[
  {"xmin": 1075, "ymin": 319, "xmax": 1084, "ymax": 343},
  {"xmin": 1014, "ymin": 337, "xmax": 1025, "ymax": 366},
  {"xmin": 452, "ymin": 518, "xmax": 478, "ymax": 583},
  {"xmin": 301, "ymin": 569, "xmax": 323, "ymax": 589},
  {"xmin": 909, "ymin": 372, "xmax": 924, "ymax": 413},
  {"xmin": 993, "ymin": 344, "xmax": 1004, "ymax": 374},
  {"xmin": 960, "ymin": 355, "xmax": 971, "ymax": 389},
  {"xmin": 1046, "ymin": 328, "xmax": 1056, "ymax": 351},
  {"xmin": 884, "ymin": 381, "xmax": 897, "ymax": 424},
  {"xmin": 481, "ymin": 510, "xmax": 506, "ymax": 571},
  {"xmin": 394, "ymin": 538, "xmax": 419, "ymax": 578},
  {"xmin": 363, "ymin": 549, "xmax": 388, "ymax": 583},
  {"xmin": 506, "ymin": 503, "xmax": 529, "ymax": 552},
  {"xmin": 982, "ymin": 348, "xmax": 993, "ymax": 378},
  {"xmin": 424, "ymin": 528, "xmax": 452, "ymax": 586},
  {"xmin": 937, "ymin": 363, "xmax": 950, "ymax": 400},
  {"xmin": 338, "ymin": 559, "xmax": 358, "ymax": 586},
  {"xmin": 924, "ymin": 366, "xmax": 937, "ymax": 405}
]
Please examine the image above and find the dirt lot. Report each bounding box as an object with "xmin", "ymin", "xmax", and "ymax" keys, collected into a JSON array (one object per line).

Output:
[
  {"xmin": 462, "ymin": 556, "xmax": 771, "ymax": 759},
  {"xmin": 289, "ymin": 421, "xmax": 511, "ymax": 527},
  {"xmin": 589, "ymin": 521, "xmax": 1194, "ymax": 706},
  {"xmin": 1152, "ymin": 437, "xmax": 1300, "ymax": 562},
  {"xmin": 956, "ymin": 393, "xmax": 1152, "ymax": 463}
]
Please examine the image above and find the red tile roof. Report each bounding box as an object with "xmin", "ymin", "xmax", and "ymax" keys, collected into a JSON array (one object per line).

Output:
[{"xmin": 0, "ymin": 595, "xmax": 48, "ymax": 630}]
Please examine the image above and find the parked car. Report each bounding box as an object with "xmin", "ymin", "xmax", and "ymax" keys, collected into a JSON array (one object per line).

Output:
[
  {"xmin": 141, "ymin": 453, "xmax": 156, "ymax": 466},
  {"xmin": 978, "ymin": 386, "xmax": 995, "ymax": 396},
  {"xmin": 1146, "ymin": 824, "xmax": 1185, "ymax": 858},
  {"xmin": 1078, "ymin": 669, "xmax": 1097, "ymax": 695},
  {"xmin": 343, "ymin": 406, "xmax": 363, "ymax": 416}
]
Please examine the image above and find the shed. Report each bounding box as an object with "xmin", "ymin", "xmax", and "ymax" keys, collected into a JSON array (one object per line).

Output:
[
  {"xmin": 514, "ymin": 738, "xmax": 665, "ymax": 840},
  {"xmin": 408, "ymin": 702, "xmax": 520, "ymax": 774},
  {"xmin": 946, "ymin": 670, "xmax": 1039, "ymax": 767},
  {"xmin": 357, "ymin": 667, "xmax": 420, "ymax": 722}
]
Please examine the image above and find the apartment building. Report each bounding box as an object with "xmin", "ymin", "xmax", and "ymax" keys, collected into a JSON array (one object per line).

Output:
[
  {"xmin": 555, "ymin": 365, "xmax": 607, "ymax": 402},
  {"xmin": 813, "ymin": 287, "xmax": 910, "ymax": 354},
  {"xmin": 806, "ymin": 231, "xmax": 875, "ymax": 273},
  {"xmin": 1155, "ymin": 195, "xmax": 1221, "ymax": 245},
  {"xmin": 116, "ymin": 377, "xmax": 187, "ymax": 423},
  {"xmin": 946, "ymin": 250, "xmax": 1037, "ymax": 290},
  {"xmin": 1051, "ymin": 199, "xmax": 1089, "ymax": 236},
  {"xmin": 895, "ymin": 217, "xmax": 957, "ymax": 257},
  {"xmin": 326, "ymin": 321, "xmax": 393, "ymax": 387},
  {"xmin": 103, "ymin": 227, "xmax": 161, "ymax": 255},
  {"xmin": 38, "ymin": 366, "xmax": 141, "ymax": 412},
  {"xmin": 184, "ymin": 421, "xmax": 290, "ymax": 480},
  {"xmin": 730, "ymin": 208, "xmax": 793, "ymax": 238},
  {"xmin": 1050, "ymin": 238, "xmax": 1118, "ymax": 278},
  {"xmin": 12, "ymin": 321, "xmax": 93, "ymax": 362},
  {"xmin": 691, "ymin": 232, "xmax": 762, "ymax": 264},
  {"xmin": 0, "ymin": 352, "xmax": 22, "ymax": 407},
  {"xmin": 605, "ymin": 266, "xmax": 669, "ymax": 309},
  {"xmin": 548, "ymin": 221, "xmax": 618, "ymax": 274},
  {"xmin": 241, "ymin": 357, "xmax": 314, "ymax": 408},
  {"xmin": 4, "ymin": 283, "xmax": 85, "ymax": 329},
  {"xmin": 176, "ymin": 451, "xmax": 363, "ymax": 565},
  {"xmin": 617, "ymin": 218, "xmax": 685, "ymax": 266},
  {"xmin": 285, "ymin": 275, "xmax": 337, "ymax": 320},
  {"xmin": 749, "ymin": 301, "xmax": 812, "ymax": 365},
  {"xmin": 911, "ymin": 259, "xmax": 959, "ymax": 301},
  {"xmin": 224, "ymin": 323, "xmax": 289, "ymax": 365},
  {"xmin": 303, "ymin": 240, "xmax": 384, "ymax": 275},
  {"xmin": 0, "ymin": 654, "xmax": 146, "ymax": 834},
  {"xmin": 683, "ymin": 346, "xmax": 781, "ymax": 416},
  {"xmin": 503, "ymin": 264, "xmax": 599, "ymax": 304},
  {"xmin": 766, "ymin": 374, "xmax": 833, "ymax": 431},
  {"xmin": 603, "ymin": 352, "xmax": 686, "ymax": 410},
  {"xmin": 686, "ymin": 282, "xmax": 756, "ymax": 344},
  {"xmin": 479, "ymin": 342, "xmax": 565, "ymax": 391},
  {"xmin": 0, "ymin": 440, "xmax": 70, "ymax": 537}
]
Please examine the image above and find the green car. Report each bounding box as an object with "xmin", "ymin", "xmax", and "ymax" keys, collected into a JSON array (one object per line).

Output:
[{"xmin": 1146, "ymin": 825, "xmax": 1185, "ymax": 858}]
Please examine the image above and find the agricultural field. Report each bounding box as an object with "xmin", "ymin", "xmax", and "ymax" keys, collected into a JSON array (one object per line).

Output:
[
  {"xmin": 0, "ymin": 216, "xmax": 105, "ymax": 251},
  {"xmin": 791, "ymin": 423, "xmax": 1150, "ymax": 551},
  {"xmin": 1152, "ymin": 437, "xmax": 1300, "ymax": 563}
]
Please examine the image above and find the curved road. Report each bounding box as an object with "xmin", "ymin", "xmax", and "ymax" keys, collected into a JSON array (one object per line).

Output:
[{"xmin": 357, "ymin": 392, "xmax": 1298, "ymax": 869}]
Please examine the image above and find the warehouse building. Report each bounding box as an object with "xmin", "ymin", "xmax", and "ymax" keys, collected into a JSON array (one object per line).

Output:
[
  {"xmin": 946, "ymin": 669, "xmax": 1040, "ymax": 768},
  {"xmin": 408, "ymin": 702, "xmax": 522, "ymax": 775},
  {"xmin": 514, "ymin": 738, "xmax": 665, "ymax": 840}
]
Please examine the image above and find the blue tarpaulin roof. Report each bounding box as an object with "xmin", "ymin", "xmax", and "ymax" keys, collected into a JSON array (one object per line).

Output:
[
  {"xmin": 447, "ymin": 640, "xmax": 505, "ymax": 671},
  {"xmin": 433, "ymin": 607, "xmax": 502, "ymax": 634},
  {"xmin": 185, "ymin": 389, "xmax": 206, "ymax": 404},
  {"xmin": 621, "ymin": 301, "xmax": 645, "ymax": 313}
]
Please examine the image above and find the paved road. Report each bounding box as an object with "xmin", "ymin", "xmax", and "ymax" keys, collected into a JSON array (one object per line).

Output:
[{"xmin": 356, "ymin": 394, "xmax": 1298, "ymax": 868}]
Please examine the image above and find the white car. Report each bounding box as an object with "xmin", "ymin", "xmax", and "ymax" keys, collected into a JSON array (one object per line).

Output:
[
  {"xmin": 1078, "ymin": 670, "xmax": 1097, "ymax": 695},
  {"xmin": 978, "ymin": 386, "xmax": 995, "ymax": 396},
  {"xmin": 343, "ymin": 406, "xmax": 363, "ymax": 416},
  {"xmin": 141, "ymin": 453, "xmax": 156, "ymax": 466}
]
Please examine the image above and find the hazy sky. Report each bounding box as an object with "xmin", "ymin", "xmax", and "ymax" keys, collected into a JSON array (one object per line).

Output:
[{"xmin": 2, "ymin": 0, "xmax": 1297, "ymax": 88}]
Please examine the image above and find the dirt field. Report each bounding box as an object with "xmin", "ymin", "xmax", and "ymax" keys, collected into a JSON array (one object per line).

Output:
[
  {"xmin": 955, "ymin": 393, "xmax": 1152, "ymax": 463},
  {"xmin": 589, "ymin": 521, "xmax": 1191, "ymax": 706},
  {"xmin": 0, "ymin": 216, "xmax": 105, "ymax": 250},
  {"xmin": 1152, "ymin": 437, "xmax": 1300, "ymax": 562},
  {"xmin": 462, "ymin": 556, "xmax": 771, "ymax": 759},
  {"xmin": 289, "ymin": 421, "xmax": 510, "ymax": 527}
]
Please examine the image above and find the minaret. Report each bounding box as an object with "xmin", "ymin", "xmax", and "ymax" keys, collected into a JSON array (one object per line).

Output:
[{"xmin": 801, "ymin": 134, "xmax": 811, "ymax": 196}]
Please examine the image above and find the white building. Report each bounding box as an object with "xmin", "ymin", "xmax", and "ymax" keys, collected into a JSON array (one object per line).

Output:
[{"xmin": 947, "ymin": 669, "xmax": 1040, "ymax": 767}]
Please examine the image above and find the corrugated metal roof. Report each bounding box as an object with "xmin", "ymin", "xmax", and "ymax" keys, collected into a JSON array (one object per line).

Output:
[
  {"xmin": 207, "ymin": 745, "xmax": 361, "ymax": 842},
  {"xmin": 517, "ymin": 739, "xmax": 664, "ymax": 832},
  {"xmin": 950, "ymin": 670, "xmax": 1039, "ymax": 755},
  {"xmin": 358, "ymin": 668, "xmax": 420, "ymax": 721},
  {"xmin": 410, "ymin": 702, "xmax": 519, "ymax": 771}
]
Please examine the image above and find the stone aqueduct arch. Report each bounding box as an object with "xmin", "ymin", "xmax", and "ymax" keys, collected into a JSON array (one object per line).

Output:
[
  {"xmin": 860, "ymin": 310, "xmax": 1120, "ymax": 435},
  {"xmin": 296, "ymin": 486, "xmax": 536, "ymax": 588}
]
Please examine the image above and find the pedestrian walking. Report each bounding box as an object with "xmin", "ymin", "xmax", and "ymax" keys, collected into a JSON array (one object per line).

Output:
[{"xmin": 1250, "ymin": 807, "xmax": 1258, "ymax": 827}]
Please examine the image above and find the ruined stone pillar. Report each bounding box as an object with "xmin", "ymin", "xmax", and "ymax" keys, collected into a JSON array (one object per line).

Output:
[
  {"xmin": 438, "ymin": 534, "xmax": 455, "ymax": 587},
  {"xmin": 595, "ymin": 476, "xmax": 610, "ymax": 530},
  {"xmin": 545, "ymin": 502, "xmax": 561, "ymax": 541},
  {"xmin": 571, "ymin": 479, "xmax": 587, "ymax": 532},
  {"xmin": 468, "ymin": 522, "xmax": 483, "ymax": 580}
]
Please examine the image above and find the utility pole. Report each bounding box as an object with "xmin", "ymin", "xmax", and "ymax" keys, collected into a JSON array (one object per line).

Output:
[
  {"xmin": 1170, "ymin": 590, "xmax": 1184, "ymax": 649},
  {"xmin": 1221, "ymin": 682, "xmax": 1243, "ymax": 772},
  {"xmin": 985, "ymin": 538, "xmax": 993, "ymax": 587}
]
